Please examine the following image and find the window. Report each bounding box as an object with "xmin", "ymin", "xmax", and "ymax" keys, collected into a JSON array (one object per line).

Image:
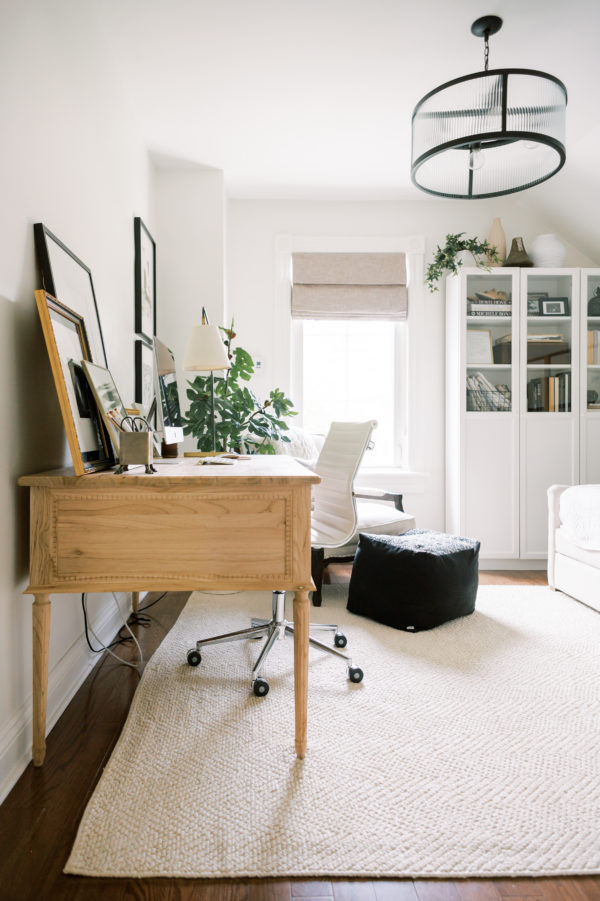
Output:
[{"xmin": 296, "ymin": 319, "xmax": 403, "ymax": 467}]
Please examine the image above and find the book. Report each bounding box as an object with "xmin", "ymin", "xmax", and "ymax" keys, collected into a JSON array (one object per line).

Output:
[
  {"xmin": 468, "ymin": 303, "xmax": 512, "ymax": 312},
  {"xmin": 469, "ymin": 310, "xmax": 511, "ymax": 317}
]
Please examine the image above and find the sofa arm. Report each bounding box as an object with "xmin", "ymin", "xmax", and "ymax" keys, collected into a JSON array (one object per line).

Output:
[
  {"xmin": 354, "ymin": 487, "xmax": 404, "ymax": 512},
  {"xmin": 547, "ymin": 484, "xmax": 570, "ymax": 588}
]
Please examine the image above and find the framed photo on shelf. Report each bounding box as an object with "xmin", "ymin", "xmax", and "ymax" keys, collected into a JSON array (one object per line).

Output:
[
  {"xmin": 526, "ymin": 294, "xmax": 547, "ymax": 315},
  {"xmin": 467, "ymin": 328, "xmax": 493, "ymax": 365},
  {"xmin": 134, "ymin": 216, "xmax": 156, "ymax": 342},
  {"xmin": 81, "ymin": 359, "xmax": 130, "ymax": 451},
  {"xmin": 34, "ymin": 290, "xmax": 116, "ymax": 475},
  {"xmin": 34, "ymin": 223, "xmax": 108, "ymax": 367},
  {"xmin": 135, "ymin": 336, "xmax": 155, "ymax": 409},
  {"xmin": 541, "ymin": 298, "xmax": 570, "ymax": 317}
]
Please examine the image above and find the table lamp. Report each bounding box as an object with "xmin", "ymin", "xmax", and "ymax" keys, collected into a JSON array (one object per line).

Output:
[{"xmin": 183, "ymin": 309, "xmax": 231, "ymax": 453}]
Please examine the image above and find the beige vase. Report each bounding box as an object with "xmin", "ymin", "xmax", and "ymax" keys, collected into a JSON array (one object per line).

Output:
[{"xmin": 487, "ymin": 218, "xmax": 506, "ymax": 266}]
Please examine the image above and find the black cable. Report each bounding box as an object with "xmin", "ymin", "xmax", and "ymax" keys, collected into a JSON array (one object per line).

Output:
[{"xmin": 81, "ymin": 594, "xmax": 134, "ymax": 653}]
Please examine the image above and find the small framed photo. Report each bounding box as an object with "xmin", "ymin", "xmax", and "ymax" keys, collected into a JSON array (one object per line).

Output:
[
  {"xmin": 467, "ymin": 328, "xmax": 493, "ymax": 365},
  {"xmin": 34, "ymin": 290, "xmax": 115, "ymax": 475},
  {"xmin": 135, "ymin": 337, "xmax": 155, "ymax": 410},
  {"xmin": 134, "ymin": 217, "xmax": 156, "ymax": 342},
  {"xmin": 541, "ymin": 298, "xmax": 570, "ymax": 317},
  {"xmin": 81, "ymin": 360, "xmax": 130, "ymax": 453}
]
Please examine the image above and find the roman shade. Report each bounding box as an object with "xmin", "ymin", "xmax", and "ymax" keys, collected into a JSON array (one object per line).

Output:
[{"xmin": 291, "ymin": 252, "xmax": 407, "ymax": 321}]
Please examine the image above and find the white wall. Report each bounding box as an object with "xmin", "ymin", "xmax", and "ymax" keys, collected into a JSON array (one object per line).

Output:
[
  {"xmin": 226, "ymin": 195, "xmax": 598, "ymax": 530},
  {"xmin": 0, "ymin": 1, "xmax": 151, "ymax": 799}
]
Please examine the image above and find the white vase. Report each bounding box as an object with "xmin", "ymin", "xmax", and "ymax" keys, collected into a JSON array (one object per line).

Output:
[
  {"xmin": 487, "ymin": 218, "xmax": 506, "ymax": 266},
  {"xmin": 530, "ymin": 234, "xmax": 566, "ymax": 268}
]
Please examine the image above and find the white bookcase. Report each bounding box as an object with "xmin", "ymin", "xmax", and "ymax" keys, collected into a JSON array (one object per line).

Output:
[
  {"xmin": 446, "ymin": 267, "xmax": 581, "ymax": 562},
  {"xmin": 580, "ymin": 268, "xmax": 600, "ymax": 483}
]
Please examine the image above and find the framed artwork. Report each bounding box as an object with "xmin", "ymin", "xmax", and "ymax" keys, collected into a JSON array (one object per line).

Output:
[
  {"xmin": 467, "ymin": 328, "xmax": 493, "ymax": 365},
  {"xmin": 135, "ymin": 337, "xmax": 155, "ymax": 409},
  {"xmin": 34, "ymin": 223, "xmax": 107, "ymax": 367},
  {"xmin": 527, "ymin": 295, "xmax": 545, "ymax": 315},
  {"xmin": 134, "ymin": 217, "xmax": 156, "ymax": 342},
  {"xmin": 34, "ymin": 290, "xmax": 115, "ymax": 475},
  {"xmin": 81, "ymin": 360, "xmax": 130, "ymax": 453},
  {"xmin": 541, "ymin": 298, "xmax": 570, "ymax": 317}
]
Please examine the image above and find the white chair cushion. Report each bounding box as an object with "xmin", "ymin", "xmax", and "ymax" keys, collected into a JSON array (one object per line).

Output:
[{"xmin": 318, "ymin": 501, "xmax": 416, "ymax": 558}]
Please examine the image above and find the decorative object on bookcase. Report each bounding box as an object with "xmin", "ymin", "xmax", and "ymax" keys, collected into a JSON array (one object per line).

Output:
[
  {"xmin": 530, "ymin": 234, "xmax": 566, "ymax": 268},
  {"xmin": 467, "ymin": 288, "xmax": 512, "ymax": 318},
  {"xmin": 540, "ymin": 297, "xmax": 569, "ymax": 316},
  {"xmin": 426, "ymin": 233, "xmax": 500, "ymax": 292},
  {"xmin": 487, "ymin": 219, "xmax": 506, "ymax": 266},
  {"xmin": 504, "ymin": 237, "xmax": 533, "ymax": 267},
  {"xmin": 466, "ymin": 371, "xmax": 511, "ymax": 411},
  {"xmin": 588, "ymin": 287, "xmax": 600, "ymax": 316}
]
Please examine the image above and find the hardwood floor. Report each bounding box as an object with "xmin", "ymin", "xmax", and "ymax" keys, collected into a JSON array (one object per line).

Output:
[{"xmin": 1, "ymin": 573, "xmax": 597, "ymax": 901}]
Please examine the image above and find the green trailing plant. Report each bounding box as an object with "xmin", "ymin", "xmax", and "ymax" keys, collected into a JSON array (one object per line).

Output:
[
  {"xmin": 182, "ymin": 321, "xmax": 297, "ymax": 453},
  {"xmin": 425, "ymin": 232, "xmax": 500, "ymax": 292}
]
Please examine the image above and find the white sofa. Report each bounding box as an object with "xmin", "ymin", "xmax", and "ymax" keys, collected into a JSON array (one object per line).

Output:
[{"xmin": 547, "ymin": 484, "xmax": 600, "ymax": 613}]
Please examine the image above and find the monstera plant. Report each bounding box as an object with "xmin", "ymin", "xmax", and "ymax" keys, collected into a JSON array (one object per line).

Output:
[{"xmin": 182, "ymin": 321, "xmax": 296, "ymax": 453}]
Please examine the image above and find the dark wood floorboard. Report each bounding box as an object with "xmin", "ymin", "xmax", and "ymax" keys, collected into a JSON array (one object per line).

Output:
[{"xmin": 0, "ymin": 576, "xmax": 597, "ymax": 901}]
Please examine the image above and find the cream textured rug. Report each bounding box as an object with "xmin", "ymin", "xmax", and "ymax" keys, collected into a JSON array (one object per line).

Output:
[{"xmin": 65, "ymin": 585, "xmax": 600, "ymax": 879}]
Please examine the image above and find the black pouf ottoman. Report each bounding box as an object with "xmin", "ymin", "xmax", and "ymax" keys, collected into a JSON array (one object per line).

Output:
[{"xmin": 347, "ymin": 529, "xmax": 480, "ymax": 631}]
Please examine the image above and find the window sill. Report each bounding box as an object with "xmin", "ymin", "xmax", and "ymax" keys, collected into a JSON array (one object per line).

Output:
[{"xmin": 355, "ymin": 467, "xmax": 429, "ymax": 494}]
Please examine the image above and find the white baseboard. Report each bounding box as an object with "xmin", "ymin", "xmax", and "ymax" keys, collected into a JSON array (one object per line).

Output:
[
  {"xmin": 479, "ymin": 559, "xmax": 547, "ymax": 571},
  {"xmin": 0, "ymin": 593, "xmax": 134, "ymax": 805}
]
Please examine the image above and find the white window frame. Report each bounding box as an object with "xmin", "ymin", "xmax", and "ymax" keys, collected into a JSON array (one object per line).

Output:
[{"xmin": 274, "ymin": 234, "xmax": 427, "ymax": 487}]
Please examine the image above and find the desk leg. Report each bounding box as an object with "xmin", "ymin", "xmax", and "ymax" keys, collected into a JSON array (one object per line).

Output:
[
  {"xmin": 292, "ymin": 589, "xmax": 309, "ymax": 758},
  {"xmin": 132, "ymin": 591, "xmax": 140, "ymax": 614},
  {"xmin": 32, "ymin": 593, "xmax": 51, "ymax": 766}
]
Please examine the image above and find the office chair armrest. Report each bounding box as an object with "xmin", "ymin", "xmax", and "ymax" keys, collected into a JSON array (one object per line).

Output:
[{"xmin": 354, "ymin": 488, "xmax": 404, "ymax": 512}]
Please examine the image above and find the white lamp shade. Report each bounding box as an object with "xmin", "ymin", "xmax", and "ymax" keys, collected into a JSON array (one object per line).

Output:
[{"xmin": 183, "ymin": 324, "xmax": 231, "ymax": 371}]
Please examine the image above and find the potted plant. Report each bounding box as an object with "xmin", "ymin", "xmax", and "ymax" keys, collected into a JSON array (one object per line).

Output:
[
  {"xmin": 182, "ymin": 321, "xmax": 297, "ymax": 453},
  {"xmin": 425, "ymin": 232, "xmax": 500, "ymax": 292}
]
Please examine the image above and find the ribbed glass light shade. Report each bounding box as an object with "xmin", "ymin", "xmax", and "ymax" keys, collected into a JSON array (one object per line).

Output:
[{"xmin": 411, "ymin": 69, "xmax": 567, "ymax": 198}]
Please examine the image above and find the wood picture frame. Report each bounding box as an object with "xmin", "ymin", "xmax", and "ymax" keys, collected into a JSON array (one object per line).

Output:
[
  {"xmin": 135, "ymin": 336, "xmax": 155, "ymax": 410},
  {"xmin": 467, "ymin": 328, "xmax": 493, "ymax": 365},
  {"xmin": 134, "ymin": 217, "xmax": 156, "ymax": 342},
  {"xmin": 34, "ymin": 290, "xmax": 116, "ymax": 475},
  {"xmin": 34, "ymin": 223, "xmax": 108, "ymax": 367},
  {"xmin": 81, "ymin": 360, "xmax": 130, "ymax": 454}
]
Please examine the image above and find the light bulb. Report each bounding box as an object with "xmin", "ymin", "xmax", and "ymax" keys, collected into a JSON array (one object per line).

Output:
[{"xmin": 469, "ymin": 147, "xmax": 485, "ymax": 170}]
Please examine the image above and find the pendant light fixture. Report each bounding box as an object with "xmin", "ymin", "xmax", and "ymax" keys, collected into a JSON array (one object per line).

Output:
[{"xmin": 410, "ymin": 15, "xmax": 567, "ymax": 199}]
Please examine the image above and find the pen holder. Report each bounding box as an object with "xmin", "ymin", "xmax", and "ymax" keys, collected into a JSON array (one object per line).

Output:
[{"xmin": 115, "ymin": 430, "xmax": 157, "ymax": 474}]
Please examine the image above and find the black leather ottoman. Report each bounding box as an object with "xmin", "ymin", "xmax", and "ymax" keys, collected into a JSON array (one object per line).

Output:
[{"xmin": 347, "ymin": 529, "xmax": 480, "ymax": 631}]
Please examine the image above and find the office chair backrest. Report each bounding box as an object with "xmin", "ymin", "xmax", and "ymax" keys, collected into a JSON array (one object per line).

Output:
[{"xmin": 311, "ymin": 420, "xmax": 376, "ymax": 549}]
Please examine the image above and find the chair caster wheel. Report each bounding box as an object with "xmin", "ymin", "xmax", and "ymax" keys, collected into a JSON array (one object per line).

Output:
[
  {"xmin": 187, "ymin": 649, "xmax": 202, "ymax": 666},
  {"xmin": 334, "ymin": 632, "xmax": 347, "ymax": 648},
  {"xmin": 252, "ymin": 678, "xmax": 270, "ymax": 697},
  {"xmin": 348, "ymin": 666, "xmax": 364, "ymax": 683}
]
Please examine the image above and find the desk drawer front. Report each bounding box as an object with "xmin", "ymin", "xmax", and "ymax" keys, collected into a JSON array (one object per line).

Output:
[{"xmin": 50, "ymin": 492, "xmax": 293, "ymax": 582}]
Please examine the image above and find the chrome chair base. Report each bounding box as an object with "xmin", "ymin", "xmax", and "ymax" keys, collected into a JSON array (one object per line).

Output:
[{"xmin": 186, "ymin": 590, "xmax": 364, "ymax": 696}]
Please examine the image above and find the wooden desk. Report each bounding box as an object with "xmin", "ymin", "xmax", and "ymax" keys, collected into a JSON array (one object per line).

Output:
[{"xmin": 18, "ymin": 456, "xmax": 319, "ymax": 766}]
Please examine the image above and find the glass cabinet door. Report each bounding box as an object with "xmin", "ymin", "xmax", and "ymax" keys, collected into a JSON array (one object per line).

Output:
[
  {"xmin": 522, "ymin": 271, "xmax": 576, "ymax": 413},
  {"xmin": 465, "ymin": 271, "xmax": 514, "ymax": 412},
  {"xmin": 582, "ymin": 270, "xmax": 600, "ymax": 412}
]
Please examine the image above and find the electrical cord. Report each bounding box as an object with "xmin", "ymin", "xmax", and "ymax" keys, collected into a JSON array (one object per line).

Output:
[{"xmin": 81, "ymin": 593, "xmax": 143, "ymax": 670}]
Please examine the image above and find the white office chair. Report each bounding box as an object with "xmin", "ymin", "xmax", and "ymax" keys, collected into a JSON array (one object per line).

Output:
[{"xmin": 186, "ymin": 421, "xmax": 379, "ymax": 696}]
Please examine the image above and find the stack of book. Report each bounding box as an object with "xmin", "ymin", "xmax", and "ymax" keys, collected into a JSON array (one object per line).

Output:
[
  {"xmin": 527, "ymin": 372, "xmax": 570, "ymax": 412},
  {"xmin": 467, "ymin": 289, "xmax": 512, "ymax": 318},
  {"xmin": 466, "ymin": 371, "xmax": 511, "ymax": 411},
  {"xmin": 588, "ymin": 329, "xmax": 600, "ymax": 364}
]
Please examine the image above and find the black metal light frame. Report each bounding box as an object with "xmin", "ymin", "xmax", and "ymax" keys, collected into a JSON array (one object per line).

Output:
[{"xmin": 410, "ymin": 16, "xmax": 567, "ymax": 199}]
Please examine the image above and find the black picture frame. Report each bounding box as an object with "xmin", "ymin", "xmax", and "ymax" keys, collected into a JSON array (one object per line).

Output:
[
  {"xmin": 34, "ymin": 223, "xmax": 108, "ymax": 367},
  {"xmin": 35, "ymin": 290, "xmax": 116, "ymax": 474},
  {"xmin": 134, "ymin": 217, "xmax": 156, "ymax": 342},
  {"xmin": 135, "ymin": 336, "xmax": 155, "ymax": 409},
  {"xmin": 527, "ymin": 297, "xmax": 542, "ymax": 316},
  {"xmin": 541, "ymin": 298, "xmax": 570, "ymax": 317}
]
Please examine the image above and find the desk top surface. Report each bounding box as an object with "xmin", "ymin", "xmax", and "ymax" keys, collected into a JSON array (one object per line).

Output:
[{"xmin": 18, "ymin": 454, "xmax": 320, "ymax": 488}]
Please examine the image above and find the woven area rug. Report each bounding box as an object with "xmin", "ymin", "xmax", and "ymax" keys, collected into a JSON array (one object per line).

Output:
[{"xmin": 65, "ymin": 585, "xmax": 600, "ymax": 879}]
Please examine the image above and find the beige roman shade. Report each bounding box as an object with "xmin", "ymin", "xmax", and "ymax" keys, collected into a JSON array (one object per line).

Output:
[{"xmin": 291, "ymin": 252, "xmax": 407, "ymax": 321}]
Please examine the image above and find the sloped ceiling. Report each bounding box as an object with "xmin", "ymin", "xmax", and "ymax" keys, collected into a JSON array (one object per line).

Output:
[{"xmin": 92, "ymin": 0, "xmax": 598, "ymax": 256}]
